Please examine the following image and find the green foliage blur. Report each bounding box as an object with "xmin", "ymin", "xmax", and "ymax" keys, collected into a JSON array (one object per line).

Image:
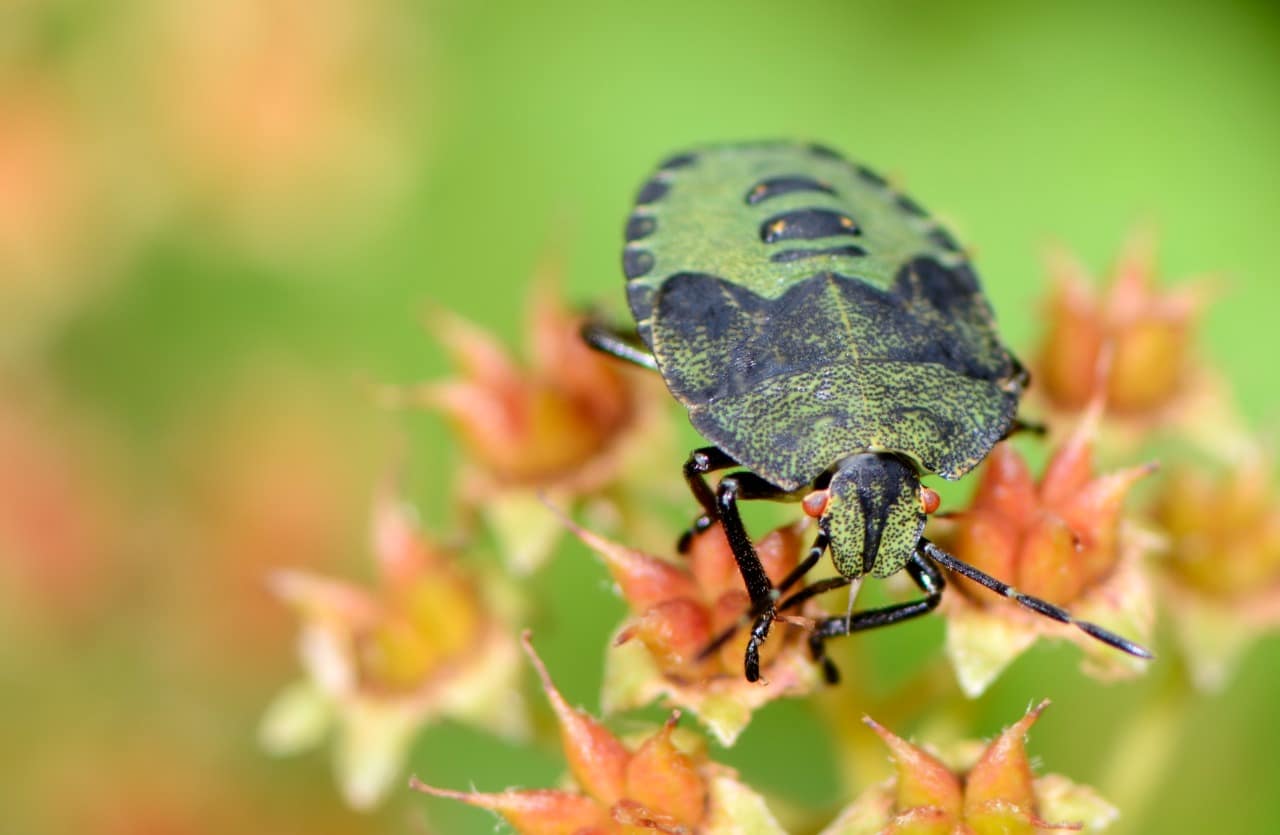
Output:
[{"xmin": 3, "ymin": 0, "xmax": 1279, "ymax": 833}]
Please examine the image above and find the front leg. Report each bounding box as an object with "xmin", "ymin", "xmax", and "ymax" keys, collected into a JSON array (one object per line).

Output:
[
  {"xmin": 698, "ymin": 528, "xmax": 830, "ymax": 678},
  {"xmin": 716, "ymin": 472, "xmax": 789, "ymax": 607},
  {"xmin": 1002, "ymin": 417, "xmax": 1047, "ymax": 440},
  {"xmin": 677, "ymin": 446, "xmax": 739, "ymax": 552},
  {"xmin": 715, "ymin": 471, "xmax": 793, "ymax": 681},
  {"xmin": 806, "ymin": 550, "xmax": 946, "ymax": 684}
]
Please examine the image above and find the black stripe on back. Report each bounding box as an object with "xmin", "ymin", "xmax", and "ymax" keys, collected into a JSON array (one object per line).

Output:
[
  {"xmin": 896, "ymin": 194, "xmax": 927, "ymax": 217},
  {"xmin": 927, "ymin": 227, "xmax": 961, "ymax": 252},
  {"xmin": 760, "ymin": 208, "xmax": 861, "ymax": 243},
  {"xmin": 855, "ymin": 165, "xmax": 887, "ymax": 187},
  {"xmin": 659, "ymin": 151, "xmax": 698, "ymax": 170},
  {"xmin": 770, "ymin": 245, "xmax": 868, "ymax": 263},
  {"xmin": 807, "ymin": 143, "xmax": 846, "ymax": 161},
  {"xmin": 745, "ymin": 175, "xmax": 837, "ymax": 205}
]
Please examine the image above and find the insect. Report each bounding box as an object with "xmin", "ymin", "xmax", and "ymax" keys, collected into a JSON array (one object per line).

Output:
[{"xmin": 585, "ymin": 142, "xmax": 1153, "ymax": 682}]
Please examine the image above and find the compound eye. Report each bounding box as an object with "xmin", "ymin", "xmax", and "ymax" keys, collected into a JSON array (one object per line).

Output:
[
  {"xmin": 802, "ymin": 489, "xmax": 830, "ymax": 518},
  {"xmin": 919, "ymin": 486, "xmax": 941, "ymax": 515}
]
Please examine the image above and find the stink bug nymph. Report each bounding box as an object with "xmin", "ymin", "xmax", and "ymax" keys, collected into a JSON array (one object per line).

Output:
[{"xmin": 585, "ymin": 143, "xmax": 1152, "ymax": 682}]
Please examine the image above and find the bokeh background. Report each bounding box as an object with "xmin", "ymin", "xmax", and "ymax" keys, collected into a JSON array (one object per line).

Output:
[{"xmin": 3, "ymin": 0, "xmax": 1279, "ymax": 832}]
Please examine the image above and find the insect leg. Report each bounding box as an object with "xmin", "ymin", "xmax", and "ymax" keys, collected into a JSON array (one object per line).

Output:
[
  {"xmin": 806, "ymin": 552, "xmax": 945, "ymax": 684},
  {"xmin": 716, "ymin": 471, "xmax": 795, "ymax": 681},
  {"xmin": 676, "ymin": 447, "xmax": 739, "ymax": 552},
  {"xmin": 715, "ymin": 472, "xmax": 788, "ymax": 606},
  {"xmin": 1002, "ymin": 417, "xmax": 1047, "ymax": 440},
  {"xmin": 775, "ymin": 528, "xmax": 830, "ymax": 597},
  {"xmin": 1010, "ymin": 354, "xmax": 1031, "ymax": 389},
  {"xmin": 580, "ymin": 320, "xmax": 658, "ymax": 371},
  {"xmin": 919, "ymin": 539, "xmax": 1154, "ymax": 659},
  {"xmin": 698, "ymin": 528, "xmax": 831, "ymax": 681}
]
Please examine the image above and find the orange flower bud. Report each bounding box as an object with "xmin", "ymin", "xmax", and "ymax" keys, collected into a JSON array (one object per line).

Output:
[
  {"xmin": 1153, "ymin": 448, "xmax": 1280, "ymax": 690},
  {"xmin": 385, "ymin": 277, "xmax": 672, "ymax": 574},
  {"xmin": 944, "ymin": 420, "xmax": 1153, "ymax": 609},
  {"xmin": 933, "ymin": 406, "xmax": 1157, "ymax": 694},
  {"xmin": 411, "ymin": 635, "xmax": 783, "ymax": 834},
  {"xmin": 823, "ymin": 703, "xmax": 1117, "ymax": 835},
  {"xmin": 624, "ymin": 716, "xmax": 709, "ymax": 827},
  {"xmin": 1035, "ymin": 228, "xmax": 1208, "ymax": 421},
  {"xmin": 559, "ymin": 513, "xmax": 824, "ymax": 745},
  {"xmin": 260, "ymin": 478, "xmax": 527, "ymax": 808},
  {"xmin": 416, "ymin": 283, "xmax": 638, "ymax": 487},
  {"xmin": 408, "ymin": 781, "xmax": 609, "ymax": 835},
  {"xmin": 1156, "ymin": 455, "xmax": 1280, "ymax": 599},
  {"xmin": 525, "ymin": 631, "xmax": 631, "ymax": 806},
  {"xmin": 864, "ymin": 718, "xmax": 962, "ymax": 818}
]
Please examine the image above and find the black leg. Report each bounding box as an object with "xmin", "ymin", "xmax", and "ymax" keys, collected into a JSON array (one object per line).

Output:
[
  {"xmin": 715, "ymin": 472, "xmax": 790, "ymax": 610},
  {"xmin": 806, "ymin": 551, "xmax": 946, "ymax": 684},
  {"xmin": 697, "ymin": 470, "xmax": 796, "ymax": 682},
  {"xmin": 774, "ymin": 572, "xmax": 849, "ymax": 684},
  {"xmin": 774, "ymin": 529, "xmax": 829, "ymax": 599},
  {"xmin": 920, "ymin": 539, "xmax": 1153, "ymax": 659},
  {"xmin": 1010, "ymin": 354, "xmax": 1031, "ymax": 389},
  {"xmin": 697, "ymin": 529, "xmax": 828, "ymax": 670},
  {"xmin": 676, "ymin": 447, "xmax": 739, "ymax": 553},
  {"xmin": 1002, "ymin": 417, "xmax": 1047, "ymax": 440},
  {"xmin": 580, "ymin": 320, "xmax": 659, "ymax": 371},
  {"xmin": 775, "ymin": 571, "xmax": 847, "ymax": 613}
]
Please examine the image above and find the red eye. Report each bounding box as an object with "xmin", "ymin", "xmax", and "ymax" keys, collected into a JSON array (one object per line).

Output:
[
  {"xmin": 920, "ymin": 487, "xmax": 941, "ymax": 514},
  {"xmin": 802, "ymin": 489, "xmax": 829, "ymax": 518}
]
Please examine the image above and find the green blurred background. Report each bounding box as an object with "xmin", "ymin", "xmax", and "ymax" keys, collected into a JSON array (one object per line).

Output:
[{"xmin": 3, "ymin": 0, "xmax": 1279, "ymax": 832}]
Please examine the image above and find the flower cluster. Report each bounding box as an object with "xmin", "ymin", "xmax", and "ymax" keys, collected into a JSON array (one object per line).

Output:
[
  {"xmin": 1032, "ymin": 232, "xmax": 1280, "ymax": 692},
  {"xmin": 249, "ymin": 229, "xmax": 1276, "ymax": 834},
  {"xmin": 1034, "ymin": 228, "xmax": 1209, "ymax": 423},
  {"xmin": 824, "ymin": 702, "xmax": 1116, "ymax": 834},
  {"xmin": 1152, "ymin": 446, "xmax": 1280, "ymax": 690},
  {"xmin": 382, "ymin": 279, "xmax": 671, "ymax": 574},
  {"xmin": 565, "ymin": 514, "xmax": 825, "ymax": 744},
  {"xmin": 410, "ymin": 633, "xmax": 788, "ymax": 835},
  {"xmin": 261, "ymin": 478, "xmax": 527, "ymax": 808},
  {"xmin": 932, "ymin": 400, "xmax": 1158, "ymax": 695},
  {"xmin": 19, "ymin": 6, "xmax": 1274, "ymax": 831}
]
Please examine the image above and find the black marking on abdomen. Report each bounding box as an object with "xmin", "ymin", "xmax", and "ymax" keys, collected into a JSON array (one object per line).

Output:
[
  {"xmin": 745, "ymin": 175, "xmax": 837, "ymax": 205},
  {"xmin": 659, "ymin": 151, "xmax": 698, "ymax": 170},
  {"xmin": 760, "ymin": 209, "xmax": 860, "ymax": 243},
  {"xmin": 896, "ymin": 194, "xmax": 927, "ymax": 217},
  {"xmin": 623, "ymin": 248, "xmax": 655, "ymax": 279},
  {"xmin": 898, "ymin": 256, "xmax": 980, "ymax": 316},
  {"xmin": 625, "ymin": 214, "xmax": 656, "ymax": 242},
  {"xmin": 808, "ymin": 143, "xmax": 846, "ymax": 161},
  {"xmin": 627, "ymin": 281, "xmax": 655, "ymax": 325},
  {"xmin": 635, "ymin": 178, "xmax": 670, "ymax": 205},
  {"xmin": 927, "ymin": 227, "xmax": 960, "ymax": 253},
  {"xmin": 655, "ymin": 272, "xmax": 742, "ymax": 344},
  {"xmin": 770, "ymin": 245, "xmax": 867, "ymax": 263},
  {"xmin": 855, "ymin": 165, "xmax": 887, "ymax": 188}
]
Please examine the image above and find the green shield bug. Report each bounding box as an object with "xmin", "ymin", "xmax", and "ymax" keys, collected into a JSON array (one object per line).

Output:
[{"xmin": 586, "ymin": 143, "xmax": 1153, "ymax": 682}]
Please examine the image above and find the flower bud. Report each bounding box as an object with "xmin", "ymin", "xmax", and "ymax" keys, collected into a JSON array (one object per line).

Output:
[
  {"xmin": 1036, "ymin": 229, "xmax": 1207, "ymax": 421},
  {"xmin": 410, "ymin": 635, "xmax": 786, "ymax": 834},
  {"xmin": 821, "ymin": 702, "xmax": 1118, "ymax": 834}
]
